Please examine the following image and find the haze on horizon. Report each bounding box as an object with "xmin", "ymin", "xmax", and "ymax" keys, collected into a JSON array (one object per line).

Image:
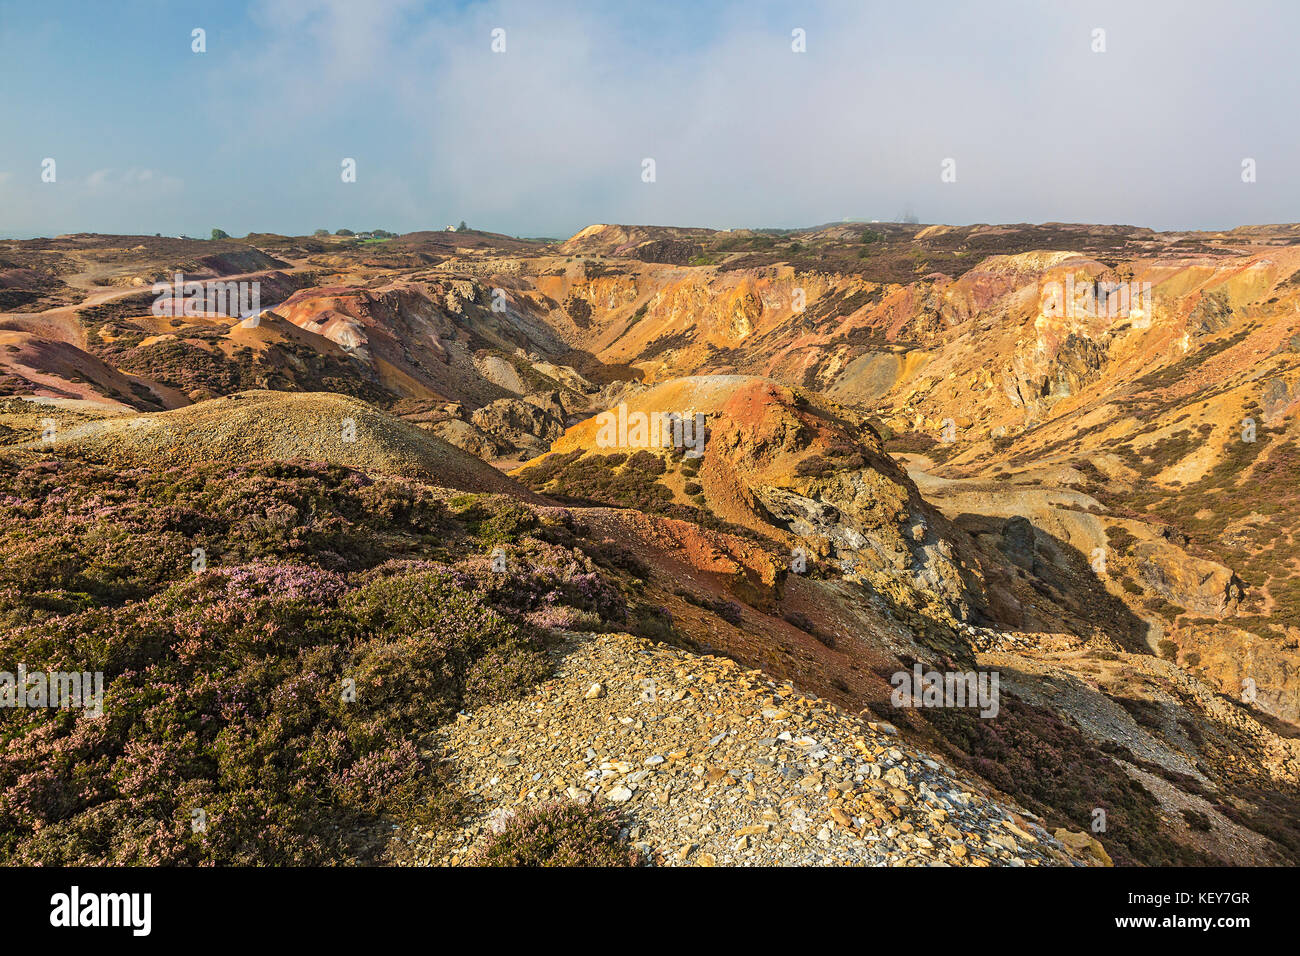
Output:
[{"xmin": 2, "ymin": 0, "xmax": 1297, "ymax": 239}]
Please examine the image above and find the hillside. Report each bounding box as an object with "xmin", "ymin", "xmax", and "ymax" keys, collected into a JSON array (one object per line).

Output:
[
  {"xmin": 1, "ymin": 221, "xmax": 1298, "ymax": 868},
  {"xmin": 4, "ymin": 390, "xmax": 531, "ymax": 497}
]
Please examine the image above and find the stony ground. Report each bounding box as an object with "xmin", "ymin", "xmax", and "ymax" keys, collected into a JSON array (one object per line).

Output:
[{"xmin": 415, "ymin": 631, "xmax": 1096, "ymax": 867}]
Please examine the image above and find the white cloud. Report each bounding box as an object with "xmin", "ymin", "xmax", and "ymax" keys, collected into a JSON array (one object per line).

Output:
[{"xmin": 209, "ymin": 0, "xmax": 1300, "ymax": 233}]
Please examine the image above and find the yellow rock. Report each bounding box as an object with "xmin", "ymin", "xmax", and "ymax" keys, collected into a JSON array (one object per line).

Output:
[
  {"xmin": 1053, "ymin": 828, "xmax": 1113, "ymax": 866},
  {"xmin": 1004, "ymin": 821, "xmax": 1035, "ymax": 843}
]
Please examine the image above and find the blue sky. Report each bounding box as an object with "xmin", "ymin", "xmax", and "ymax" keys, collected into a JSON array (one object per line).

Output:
[{"xmin": 2, "ymin": 0, "xmax": 1298, "ymax": 238}]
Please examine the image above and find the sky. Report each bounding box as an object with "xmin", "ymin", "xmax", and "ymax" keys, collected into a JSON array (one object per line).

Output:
[{"xmin": 1, "ymin": 0, "xmax": 1298, "ymax": 239}]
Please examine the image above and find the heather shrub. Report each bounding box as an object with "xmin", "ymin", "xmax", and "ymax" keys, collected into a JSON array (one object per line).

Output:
[
  {"xmin": 630, "ymin": 603, "xmax": 678, "ymax": 643},
  {"xmin": 0, "ymin": 447, "xmax": 670, "ymax": 865},
  {"xmin": 0, "ymin": 457, "xmax": 573, "ymax": 865},
  {"xmin": 343, "ymin": 569, "xmax": 552, "ymax": 721},
  {"xmin": 0, "ymin": 459, "xmax": 447, "ymax": 618},
  {"xmin": 474, "ymin": 502, "xmax": 538, "ymax": 545},
  {"xmin": 0, "ymin": 562, "xmax": 550, "ymax": 865},
  {"xmin": 449, "ymin": 495, "xmax": 538, "ymax": 546},
  {"xmin": 674, "ymin": 588, "xmax": 744, "ymax": 625},
  {"xmin": 470, "ymin": 801, "xmax": 640, "ymax": 867},
  {"xmin": 625, "ymin": 450, "xmax": 666, "ymax": 475},
  {"xmin": 458, "ymin": 542, "xmax": 629, "ymax": 626},
  {"xmin": 524, "ymin": 604, "xmax": 593, "ymax": 631},
  {"xmin": 921, "ymin": 695, "xmax": 1214, "ymax": 865}
]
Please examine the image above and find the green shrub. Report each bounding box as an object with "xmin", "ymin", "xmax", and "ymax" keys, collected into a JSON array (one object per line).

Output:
[{"xmin": 470, "ymin": 801, "xmax": 640, "ymax": 867}]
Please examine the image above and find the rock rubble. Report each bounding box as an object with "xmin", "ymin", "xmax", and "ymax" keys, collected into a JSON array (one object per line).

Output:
[{"xmin": 422, "ymin": 631, "xmax": 1090, "ymax": 867}]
